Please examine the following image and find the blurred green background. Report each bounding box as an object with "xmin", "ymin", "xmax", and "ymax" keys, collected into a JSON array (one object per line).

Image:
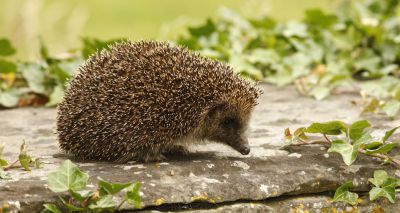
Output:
[
  {"xmin": 1, "ymin": 0, "xmax": 399, "ymax": 117},
  {"xmin": 0, "ymin": 0, "xmax": 333, "ymax": 59}
]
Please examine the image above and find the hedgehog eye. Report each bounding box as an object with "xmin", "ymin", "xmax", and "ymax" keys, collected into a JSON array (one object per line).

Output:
[{"xmin": 220, "ymin": 117, "xmax": 236, "ymax": 128}]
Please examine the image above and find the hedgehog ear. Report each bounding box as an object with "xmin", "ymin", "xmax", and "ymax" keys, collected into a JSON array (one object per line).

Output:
[{"xmin": 206, "ymin": 102, "xmax": 228, "ymax": 118}]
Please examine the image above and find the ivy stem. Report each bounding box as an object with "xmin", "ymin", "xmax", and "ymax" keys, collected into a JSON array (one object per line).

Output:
[
  {"xmin": 387, "ymin": 155, "xmax": 400, "ymax": 168},
  {"xmin": 116, "ymin": 199, "xmax": 126, "ymax": 211},
  {"xmin": 290, "ymin": 132, "xmax": 400, "ymax": 169},
  {"xmin": 69, "ymin": 197, "xmax": 73, "ymax": 213},
  {"xmin": 295, "ymin": 136, "xmax": 307, "ymax": 144},
  {"xmin": 323, "ymin": 134, "xmax": 332, "ymax": 143},
  {"xmin": 3, "ymin": 159, "xmax": 19, "ymax": 171},
  {"xmin": 294, "ymin": 78, "xmax": 308, "ymax": 96},
  {"xmin": 81, "ymin": 196, "xmax": 91, "ymax": 208},
  {"xmin": 357, "ymin": 149, "xmax": 400, "ymax": 168},
  {"xmin": 290, "ymin": 140, "xmax": 331, "ymax": 146}
]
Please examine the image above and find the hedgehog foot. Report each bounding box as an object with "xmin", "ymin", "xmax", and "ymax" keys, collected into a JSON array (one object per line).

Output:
[
  {"xmin": 114, "ymin": 154, "xmax": 137, "ymax": 163},
  {"xmin": 113, "ymin": 149, "xmax": 166, "ymax": 163},
  {"xmin": 163, "ymin": 145, "xmax": 190, "ymax": 156},
  {"xmin": 137, "ymin": 152, "xmax": 166, "ymax": 163}
]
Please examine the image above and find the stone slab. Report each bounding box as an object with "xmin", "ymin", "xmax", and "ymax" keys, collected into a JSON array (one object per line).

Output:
[{"xmin": 0, "ymin": 84, "xmax": 399, "ymax": 212}]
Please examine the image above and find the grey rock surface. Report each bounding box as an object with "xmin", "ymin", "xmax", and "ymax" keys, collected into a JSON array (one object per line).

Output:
[{"xmin": 0, "ymin": 84, "xmax": 399, "ymax": 212}]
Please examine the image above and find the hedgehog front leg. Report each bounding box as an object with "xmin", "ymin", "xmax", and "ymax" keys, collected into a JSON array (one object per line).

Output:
[
  {"xmin": 136, "ymin": 146, "xmax": 167, "ymax": 163},
  {"xmin": 162, "ymin": 145, "xmax": 190, "ymax": 156},
  {"xmin": 115, "ymin": 154, "xmax": 135, "ymax": 163},
  {"xmin": 114, "ymin": 146, "xmax": 166, "ymax": 163},
  {"xmin": 139, "ymin": 152, "xmax": 166, "ymax": 162}
]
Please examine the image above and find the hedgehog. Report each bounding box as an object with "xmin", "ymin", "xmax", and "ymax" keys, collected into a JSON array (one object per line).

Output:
[{"xmin": 57, "ymin": 41, "xmax": 262, "ymax": 163}]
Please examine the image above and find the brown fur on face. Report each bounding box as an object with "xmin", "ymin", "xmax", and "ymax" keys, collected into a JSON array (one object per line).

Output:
[{"xmin": 200, "ymin": 102, "xmax": 252, "ymax": 155}]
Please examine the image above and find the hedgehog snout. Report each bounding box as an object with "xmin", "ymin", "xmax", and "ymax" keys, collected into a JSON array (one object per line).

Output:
[
  {"xmin": 238, "ymin": 141, "xmax": 250, "ymax": 155},
  {"xmin": 240, "ymin": 145, "xmax": 250, "ymax": 155},
  {"xmin": 230, "ymin": 136, "xmax": 250, "ymax": 155}
]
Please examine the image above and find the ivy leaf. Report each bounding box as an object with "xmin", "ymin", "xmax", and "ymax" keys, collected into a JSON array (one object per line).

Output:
[
  {"xmin": 354, "ymin": 50, "xmax": 381, "ymax": 73},
  {"xmin": 0, "ymin": 144, "xmax": 8, "ymax": 166},
  {"xmin": 354, "ymin": 133, "xmax": 374, "ymax": 146},
  {"xmin": 125, "ymin": 182, "xmax": 142, "ymax": 209},
  {"xmin": 383, "ymin": 126, "xmax": 399, "ymax": 142},
  {"xmin": 349, "ymin": 120, "xmax": 371, "ymax": 141},
  {"xmin": 305, "ymin": 121, "xmax": 346, "ymax": 135},
  {"xmin": 40, "ymin": 203, "xmax": 62, "ymax": 213},
  {"xmin": 47, "ymin": 160, "xmax": 89, "ymax": 192},
  {"xmin": 369, "ymin": 177, "xmax": 399, "ymax": 204},
  {"xmin": 229, "ymin": 54, "xmax": 263, "ymax": 80},
  {"xmin": 81, "ymin": 37, "xmax": 125, "ymax": 59},
  {"xmin": 20, "ymin": 63, "xmax": 48, "ymax": 95},
  {"xmin": 282, "ymin": 21, "xmax": 308, "ymax": 38},
  {"xmin": 0, "ymin": 157, "xmax": 7, "ymax": 166},
  {"xmin": 32, "ymin": 158, "xmax": 42, "ymax": 169},
  {"xmin": 19, "ymin": 141, "xmax": 32, "ymax": 171},
  {"xmin": 88, "ymin": 194, "xmax": 115, "ymax": 210},
  {"xmin": 45, "ymin": 85, "xmax": 64, "ymax": 107},
  {"xmin": 284, "ymin": 128, "xmax": 293, "ymax": 141},
  {"xmin": 69, "ymin": 190, "xmax": 89, "ymax": 202},
  {"xmin": 309, "ymin": 86, "xmax": 331, "ymax": 100},
  {"xmin": 332, "ymin": 181, "xmax": 358, "ymax": 205},
  {"xmin": 0, "ymin": 59, "xmax": 17, "ymax": 73},
  {"xmin": 49, "ymin": 64, "xmax": 71, "ymax": 85},
  {"xmin": 382, "ymin": 100, "xmax": 400, "ymax": 118},
  {"xmin": 362, "ymin": 98, "xmax": 380, "ymax": 114},
  {"xmin": 364, "ymin": 141, "xmax": 383, "ymax": 149},
  {"xmin": 369, "ymin": 186, "xmax": 395, "ymax": 203},
  {"xmin": 0, "ymin": 38, "xmax": 16, "ymax": 56},
  {"xmin": 396, "ymin": 89, "xmax": 400, "ymax": 101},
  {"xmin": 294, "ymin": 127, "xmax": 308, "ymax": 141},
  {"xmin": 249, "ymin": 16, "xmax": 276, "ymax": 29},
  {"xmin": 365, "ymin": 143, "xmax": 398, "ymax": 155},
  {"xmin": 188, "ymin": 19, "xmax": 216, "ymax": 38},
  {"xmin": 264, "ymin": 69, "xmax": 293, "ymax": 86},
  {"xmin": 0, "ymin": 168, "xmax": 11, "ymax": 179},
  {"xmin": 305, "ymin": 9, "xmax": 337, "ymax": 28},
  {"xmin": 97, "ymin": 177, "xmax": 133, "ymax": 195},
  {"xmin": 328, "ymin": 140, "xmax": 359, "ymax": 165},
  {"xmin": 39, "ymin": 38, "xmax": 50, "ymax": 61},
  {"xmin": 0, "ymin": 89, "xmax": 20, "ymax": 108},
  {"xmin": 247, "ymin": 49, "xmax": 280, "ymax": 65},
  {"xmin": 368, "ymin": 170, "xmax": 389, "ymax": 187}
]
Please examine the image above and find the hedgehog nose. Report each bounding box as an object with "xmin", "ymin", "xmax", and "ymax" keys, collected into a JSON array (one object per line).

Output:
[{"xmin": 241, "ymin": 147, "xmax": 250, "ymax": 155}]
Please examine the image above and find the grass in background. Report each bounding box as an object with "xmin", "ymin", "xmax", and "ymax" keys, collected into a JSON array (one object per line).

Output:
[{"xmin": 0, "ymin": 0, "xmax": 332, "ymax": 59}]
